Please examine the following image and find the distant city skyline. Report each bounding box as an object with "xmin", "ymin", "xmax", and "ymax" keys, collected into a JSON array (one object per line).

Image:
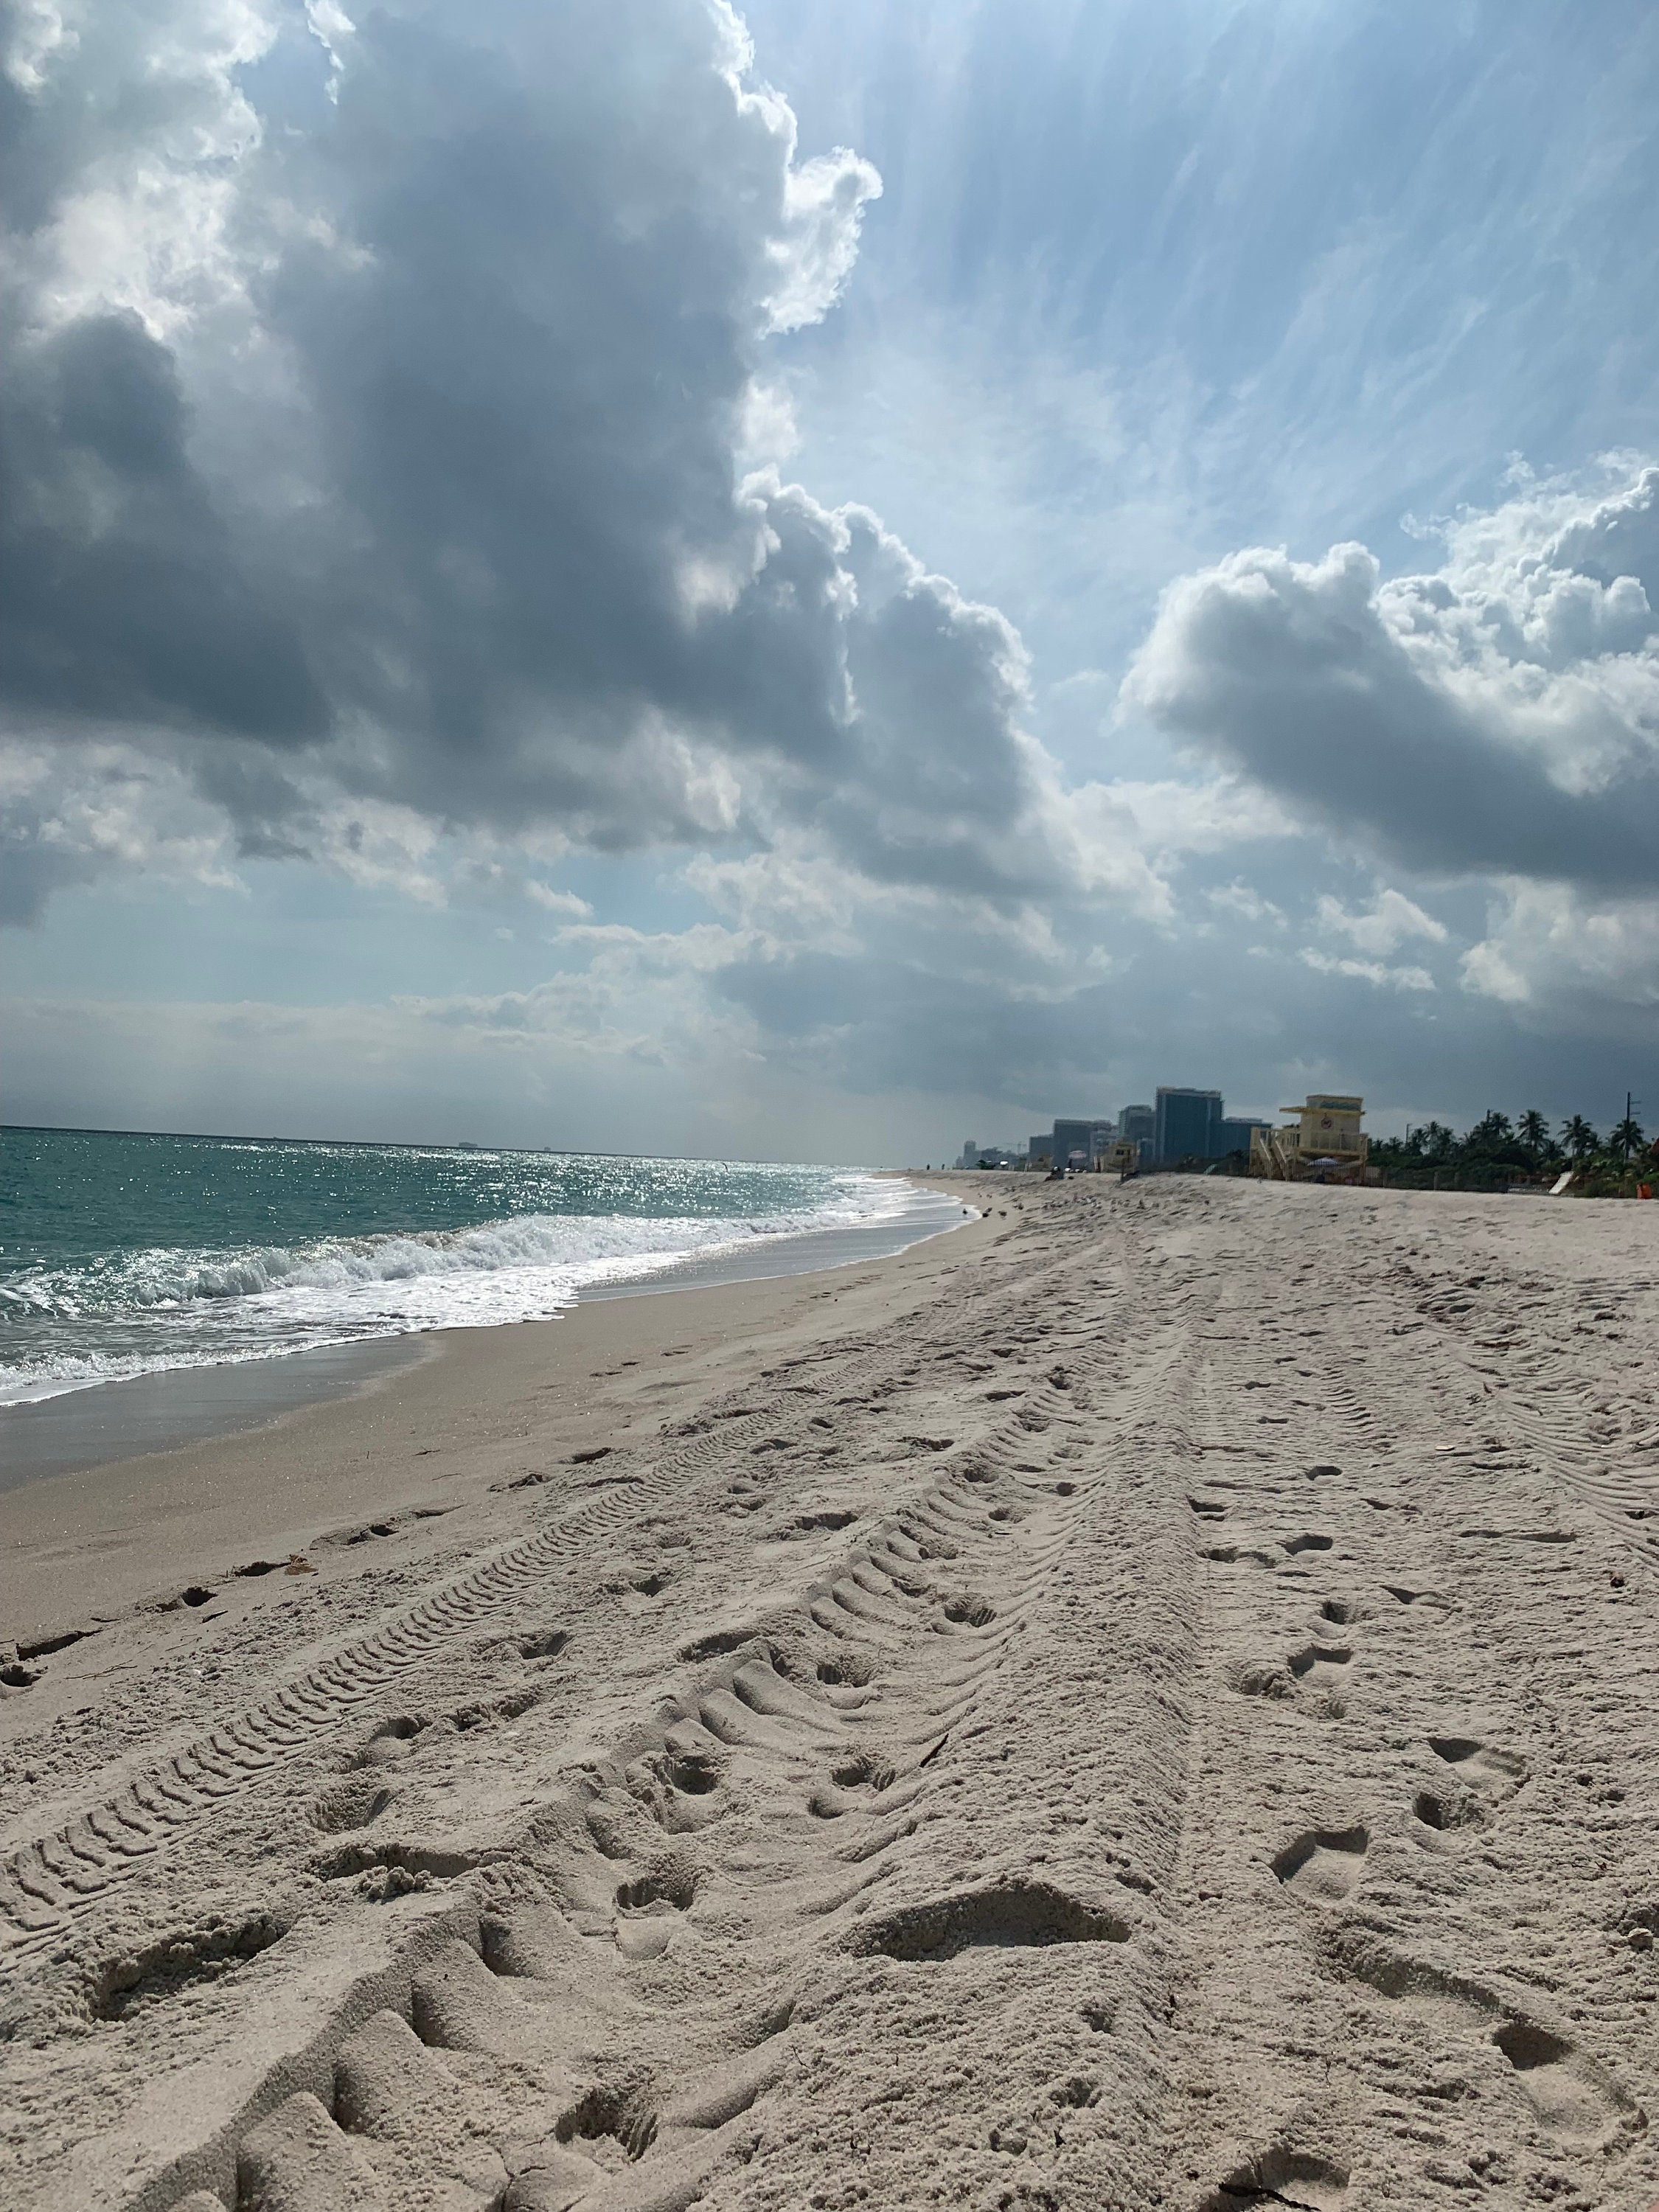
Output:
[{"xmin": 960, "ymin": 1085, "xmax": 1273, "ymax": 1171}]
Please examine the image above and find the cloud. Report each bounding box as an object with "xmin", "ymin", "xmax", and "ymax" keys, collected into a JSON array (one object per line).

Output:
[
  {"xmin": 1090, "ymin": 776, "xmax": 1298, "ymax": 864},
  {"xmin": 0, "ymin": 0, "xmax": 1141, "ymax": 936},
  {"xmin": 1, "ymin": 310, "xmax": 329, "ymax": 743},
  {"xmin": 9, "ymin": 0, "xmax": 1656, "ymax": 1150},
  {"xmin": 1121, "ymin": 462, "xmax": 1659, "ymax": 892},
  {"xmin": 1461, "ymin": 880, "xmax": 1659, "ymax": 1019},
  {"xmin": 1300, "ymin": 948, "xmax": 1435, "ymax": 992},
  {"xmin": 0, "ymin": 734, "xmax": 241, "ymax": 922},
  {"xmin": 0, "ymin": 981, "xmax": 762, "ymax": 1151},
  {"xmin": 522, "ymin": 880, "xmax": 592, "ymax": 921},
  {"xmin": 1313, "ymin": 886, "xmax": 1446, "ymax": 957},
  {"xmin": 1207, "ymin": 882, "xmax": 1283, "ymax": 928}
]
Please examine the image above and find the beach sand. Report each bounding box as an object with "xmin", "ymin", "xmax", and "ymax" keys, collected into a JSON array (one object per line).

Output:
[{"xmin": 1, "ymin": 1173, "xmax": 1655, "ymax": 2210}]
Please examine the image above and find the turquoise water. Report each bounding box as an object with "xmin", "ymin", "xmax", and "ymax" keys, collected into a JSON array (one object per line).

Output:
[{"xmin": 0, "ymin": 1127, "xmax": 936, "ymax": 1403}]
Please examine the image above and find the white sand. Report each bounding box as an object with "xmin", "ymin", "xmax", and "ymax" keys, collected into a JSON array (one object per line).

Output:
[{"xmin": 0, "ymin": 1174, "xmax": 1655, "ymax": 2211}]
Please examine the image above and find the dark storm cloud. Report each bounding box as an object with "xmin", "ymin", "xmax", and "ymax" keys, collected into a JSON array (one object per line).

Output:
[
  {"xmin": 1, "ymin": 0, "xmax": 1096, "ymax": 916},
  {"xmin": 0, "ymin": 782, "xmax": 105, "ymax": 925},
  {"xmin": 1, "ymin": 311, "xmax": 327, "ymax": 739}
]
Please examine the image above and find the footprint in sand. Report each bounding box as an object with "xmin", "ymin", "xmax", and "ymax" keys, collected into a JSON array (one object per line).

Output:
[
  {"xmin": 1226, "ymin": 1655, "xmax": 1295, "ymax": 1700},
  {"xmin": 1412, "ymin": 1787, "xmax": 1488, "ymax": 1836},
  {"xmin": 1325, "ymin": 1932, "xmax": 1641, "ymax": 2146},
  {"xmin": 1288, "ymin": 1641, "xmax": 1354, "ymax": 1690},
  {"xmin": 1427, "ymin": 1736, "xmax": 1528, "ymax": 1806},
  {"xmin": 808, "ymin": 1745, "xmax": 897, "ymax": 1819},
  {"xmin": 1412, "ymin": 1737, "xmax": 1527, "ymax": 1839},
  {"xmin": 1317, "ymin": 1596, "xmax": 1369, "ymax": 1626},
  {"xmin": 1492, "ymin": 2017, "xmax": 1640, "ymax": 2145},
  {"xmin": 613, "ymin": 1865, "xmax": 696, "ymax": 1958},
  {"xmin": 309, "ymin": 1778, "xmax": 396, "ymax": 1834},
  {"xmin": 347, "ymin": 1715, "xmax": 431, "ymax": 1771},
  {"xmin": 1271, "ymin": 1824, "xmax": 1369, "ymax": 1905}
]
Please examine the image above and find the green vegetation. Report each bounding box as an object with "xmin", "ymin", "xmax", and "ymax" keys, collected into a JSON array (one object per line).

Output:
[{"xmin": 1370, "ymin": 1107, "xmax": 1658, "ymax": 1195}]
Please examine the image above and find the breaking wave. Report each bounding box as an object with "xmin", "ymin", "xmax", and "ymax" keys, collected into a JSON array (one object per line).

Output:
[{"xmin": 0, "ymin": 1166, "xmax": 940, "ymax": 1405}]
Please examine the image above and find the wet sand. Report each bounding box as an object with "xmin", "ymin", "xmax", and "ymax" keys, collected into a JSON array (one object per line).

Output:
[
  {"xmin": 0, "ymin": 1184, "xmax": 967, "ymax": 1495},
  {"xmin": 0, "ymin": 1192, "xmax": 975, "ymax": 1641},
  {"xmin": 1, "ymin": 1173, "xmax": 1655, "ymax": 2212}
]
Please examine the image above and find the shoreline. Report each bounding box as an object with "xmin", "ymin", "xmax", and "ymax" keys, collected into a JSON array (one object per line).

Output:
[
  {"xmin": 0, "ymin": 1178, "xmax": 969, "ymax": 1494},
  {"xmin": 0, "ymin": 1175, "xmax": 981, "ymax": 1644}
]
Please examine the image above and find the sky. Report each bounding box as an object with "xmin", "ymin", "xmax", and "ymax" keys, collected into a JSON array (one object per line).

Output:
[{"xmin": 3, "ymin": 0, "xmax": 1658, "ymax": 1161}]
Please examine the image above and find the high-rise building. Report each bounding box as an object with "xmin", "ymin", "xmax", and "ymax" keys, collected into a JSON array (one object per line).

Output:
[
  {"xmin": 957, "ymin": 1141, "xmax": 979, "ymax": 1168},
  {"xmin": 1029, "ymin": 1133, "xmax": 1054, "ymax": 1167},
  {"xmin": 1118, "ymin": 1104, "xmax": 1155, "ymax": 1155},
  {"xmin": 1155, "ymin": 1088, "xmax": 1222, "ymax": 1164},
  {"xmin": 1216, "ymin": 1114, "xmax": 1270, "ymax": 1157},
  {"xmin": 1051, "ymin": 1118, "xmax": 1116, "ymax": 1169},
  {"xmin": 1052, "ymin": 1119, "xmax": 1091, "ymax": 1169}
]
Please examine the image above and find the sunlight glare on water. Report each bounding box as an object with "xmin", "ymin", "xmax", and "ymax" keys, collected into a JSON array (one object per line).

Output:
[{"xmin": 0, "ymin": 1129, "xmax": 939, "ymax": 1403}]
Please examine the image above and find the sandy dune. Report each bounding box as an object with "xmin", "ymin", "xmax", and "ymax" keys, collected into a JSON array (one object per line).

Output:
[{"xmin": 1, "ymin": 1175, "xmax": 1655, "ymax": 2211}]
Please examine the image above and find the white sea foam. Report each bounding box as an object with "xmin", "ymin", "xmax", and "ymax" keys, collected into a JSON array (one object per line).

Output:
[{"xmin": 0, "ymin": 1174, "xmax": 943, "ymax": 1404}]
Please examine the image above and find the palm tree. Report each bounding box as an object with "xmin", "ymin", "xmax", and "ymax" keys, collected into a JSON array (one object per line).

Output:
[
  {"xmin": 1518, "ymin": 1109, "xmax": 1549, "ymax": 1155},
  {"xmin": 1611, "ymin": 1113, "xmax": 1646, "ymax": 1161},
  {"xmin": 1562, "ymin": 1115, "xmax": 1598, "ymax": 1159}
]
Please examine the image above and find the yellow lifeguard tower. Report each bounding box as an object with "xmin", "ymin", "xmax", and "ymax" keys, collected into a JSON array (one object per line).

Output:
[{"xmin": 1251, "ymin": 1095, "xmax": 1369, "ymax": 1181}]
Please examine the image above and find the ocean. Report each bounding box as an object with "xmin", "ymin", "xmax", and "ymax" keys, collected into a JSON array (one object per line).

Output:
[{"xmin": 0, "ymin": 1127, "xmax": 956, "ymax": 1407}]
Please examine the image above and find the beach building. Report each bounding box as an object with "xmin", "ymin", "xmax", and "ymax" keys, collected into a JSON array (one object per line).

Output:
[
  {"xmin": 1052, "ymin": 1117, "xmax": 1116, "ymax": 1170},
  {"xmin": 1147, "ymin": 1088, "xmax": 1268, "ymax": 1164},
  {"xmin": 1250, "ymin": 1094, "xmax": 1371, "ymax": 1180},
  {"xmin": 1023, "ymin": 1097, "xmax": 1258, "ymax": 1173},
  {"xmin": 1053, "ymin": 1119, "xmax": 1092, "ymax": 1169},
  {"xmin": 1119, "ymin": 1104, "xmax": 1155, "ymax": 1152},
  {"xmin": 1216, "ymin": 1113, "xmax": 1271, "ymax": 1158},
  {"xmin": 1116, "ymin": 1104, "xmax": 1154, "ymax": 1166},
  {"xmin": 1154, "ymin": 1088, "xmax": 1222, "ymax": 1164},
  {"xmin": 958, "ymin": 1140, "xmax": 1023, "ymax": 1168}
]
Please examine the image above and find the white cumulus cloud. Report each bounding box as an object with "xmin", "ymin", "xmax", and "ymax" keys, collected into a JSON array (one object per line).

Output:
[
  {"xmin": 1121, "ymin": 462, "xmax": 1659, "ymax": 892},
  {"xmin": 1461, "ymin": 880, "xmax": 1659, "ymax": 1018},
  {"xmin": 1301, "ymin": 948, "xmax": 1436, "ymax": 992},
  {"xmin": 1314, "ymin": 887, "xmax": 1447, "ymax": 957}
]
